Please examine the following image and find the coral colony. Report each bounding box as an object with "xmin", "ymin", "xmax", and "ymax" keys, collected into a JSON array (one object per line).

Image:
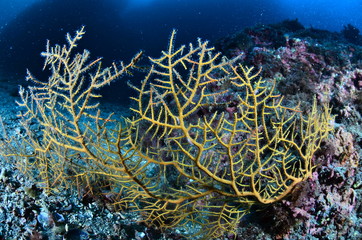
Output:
[{"xmin": 1, "ymin": 20, "xmax": 362, "ymax": 239}]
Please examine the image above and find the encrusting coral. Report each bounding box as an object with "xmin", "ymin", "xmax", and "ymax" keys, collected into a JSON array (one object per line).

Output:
[{"xmin": 0, "ymin": 27, "xmax": 333, "ymax": 239}]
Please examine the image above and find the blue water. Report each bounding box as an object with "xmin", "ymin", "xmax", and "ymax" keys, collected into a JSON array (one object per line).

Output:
[{"xmin": 0, "ymin": 0, "xmax": 361, "ymax": 103}]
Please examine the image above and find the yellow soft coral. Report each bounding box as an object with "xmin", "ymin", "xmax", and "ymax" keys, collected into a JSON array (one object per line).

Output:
[
  {"xmin": 0, "ymin": 28, "xmax": 333, "ymax": 239},
  {"xmin": 125, "ymin": 30, "xmax": 333, "ymax": 238}
]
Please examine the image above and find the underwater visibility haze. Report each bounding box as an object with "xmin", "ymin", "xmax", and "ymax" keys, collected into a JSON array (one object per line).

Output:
[{"xmin": 0, "ymin": 0, "xmax": 361, "ymax": 104}]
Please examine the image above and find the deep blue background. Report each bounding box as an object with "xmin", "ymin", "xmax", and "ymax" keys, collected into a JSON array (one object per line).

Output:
[{"xmin": 0, "ymin": 0, "xmax": 361, "ymax": 104}]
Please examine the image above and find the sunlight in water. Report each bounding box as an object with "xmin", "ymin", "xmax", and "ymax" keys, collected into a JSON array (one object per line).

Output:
[{"xmin": 124, "ymin": 0, "xmax": 156, "ymax": 10}]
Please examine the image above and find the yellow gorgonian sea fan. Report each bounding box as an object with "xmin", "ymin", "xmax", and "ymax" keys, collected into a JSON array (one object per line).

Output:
[
  {"xmin": 125, "ymin": 30, "xmax": 333, "ymax": 238},
  {"xmin": 0, "ymin": 28, "xmax": 333, "ymax": 239}
]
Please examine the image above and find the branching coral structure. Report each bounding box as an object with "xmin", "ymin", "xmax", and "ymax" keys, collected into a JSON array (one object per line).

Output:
[
  {"xmin": 1, "ymin": 26, "xmax": 143, "ymax": 195},
  {"xmin": 0, "ymin": 28, "xmax": 333, "ymax": 239}
]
